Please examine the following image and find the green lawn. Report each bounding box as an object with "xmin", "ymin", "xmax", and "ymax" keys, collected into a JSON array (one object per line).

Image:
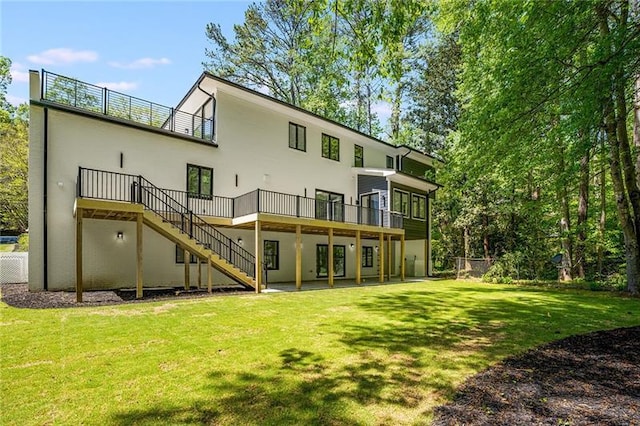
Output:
[
  {"xmin": 0, "ymin": 243, "xmax": 15, "ymax": 252},
  {"xmin": 1, "ymin": 280, "xmax": 638, "ymax": 425}
]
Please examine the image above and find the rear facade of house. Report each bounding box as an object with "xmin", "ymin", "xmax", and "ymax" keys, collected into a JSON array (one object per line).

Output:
[{"xmin": 28, "ymin": 70, "xmax": 440, "ymax": 295}]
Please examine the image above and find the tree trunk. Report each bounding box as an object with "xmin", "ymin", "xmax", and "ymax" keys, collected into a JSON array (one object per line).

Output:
[
  {"xmin": 463, "ymin": 226, "xmax": 471, "ymax": 272},
  {"xmin": 483, "ymin": 214, "xmax": 490, "ymax": 260},
  {"xmin": 597, "ymin": 2, "xmax": 640, "ymax": 294},
  {"xmin": 390, "ymin": 83, "xmax": 402, "ymax": 143},
  {"xmin": 598, "ymin": 134, "xmax": 606, "ymax": 278},
  {"xmin": 634, "ymin": 75, "xmax": 640, "ymax": 190},
  {"xmin": 557, "ymin": 147, "xmax": 573, "ymax": 281},
  {"xmin": 575, "ymin": 148, "xmax": 590, "ymax": 279}
]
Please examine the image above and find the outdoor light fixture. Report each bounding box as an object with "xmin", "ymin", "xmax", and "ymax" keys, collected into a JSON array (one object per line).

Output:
[
  {"xmin": 350, "ymin": 243, "xmax": 355, "ymax": 248},
  {"xmin": 374, "ymin": 246, "xmax": 379, "ymax": 251},
  {"xmin": 116, "ymin": 231, "xmax": 124, "ymax": 240},
  {"xmin": 237, "ymin": 237, "xmax": 243, "ymax": 244}
]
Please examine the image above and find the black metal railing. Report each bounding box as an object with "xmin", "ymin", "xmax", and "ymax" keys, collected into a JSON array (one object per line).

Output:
[
  {"xmin": 43, "ymin": 71, "xmax": 214, "ymax": 142},
  {"xmin": 232, "ymin": 189, "xmax": 403, "ymax": 229},
  {"xmin": 158, "ymin": 188, "xmax": 234, "ymax": 218},
  {"xmin": 77, "ymin": 168, "xmax": 255, "ymax": 280}
]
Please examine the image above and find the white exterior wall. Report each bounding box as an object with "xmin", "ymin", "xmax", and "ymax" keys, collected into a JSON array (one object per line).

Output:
[{"xmin": 29, "ymin": 72, "xmax": 433, "ymax": 291}]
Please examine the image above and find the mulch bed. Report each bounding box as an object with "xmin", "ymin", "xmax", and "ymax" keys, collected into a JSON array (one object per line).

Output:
[
  {"xmin": 0, "ymin": 283, "xmax": 249, "ymax": 309},
  {"xmin": 433, "ymin": 326, "xmax": 640, "ymax": 426}
]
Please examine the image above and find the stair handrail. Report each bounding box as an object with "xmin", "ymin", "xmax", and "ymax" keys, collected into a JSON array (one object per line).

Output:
[
  {"xmin": 77, "ymin": 167, "xmax": 256, "ymax": 279},
  {"xmin": 135, "ymin": 177, "xmax": 256, "ymax": 279}
]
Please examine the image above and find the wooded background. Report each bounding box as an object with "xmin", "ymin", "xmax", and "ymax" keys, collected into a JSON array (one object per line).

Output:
[{"xmin": 2, "ymin": 0, "xmax": 638, "ymax": 292}]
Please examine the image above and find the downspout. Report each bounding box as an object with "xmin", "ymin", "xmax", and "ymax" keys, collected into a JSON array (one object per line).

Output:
[
  {"xmin": 43, "ymin": 107, "xmax": 48, "ymax": 291},
  {"xmin": 398, "ymin": 148, "xmax": 412, "ymax": 172},
  {"xmin": 196, "ymin": 83, "xmax": 216, "ymax": 141}
]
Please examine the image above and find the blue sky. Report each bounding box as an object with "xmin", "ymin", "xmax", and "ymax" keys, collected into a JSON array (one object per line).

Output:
[{"xmin": 1, "ymin": 1, "xmax": 252, "ymax": 107}]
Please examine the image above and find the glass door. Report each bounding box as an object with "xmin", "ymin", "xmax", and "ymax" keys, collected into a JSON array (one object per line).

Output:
[
  {"xmin": 316, "ymin": 244, "xmax": 346, "ymax": 277},
  {"xmin": 360, "ymin": 193, "xmax": 380, "ymax": 225}
]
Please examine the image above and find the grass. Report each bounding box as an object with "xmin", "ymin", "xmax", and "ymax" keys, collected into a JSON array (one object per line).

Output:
[
  {"xmin": 1, "ymin": 280, "xmax": 638, "ymax": 425},
  {"xmin": 0, "ymin": 243, "xmax": 15, "ymax": 252}
]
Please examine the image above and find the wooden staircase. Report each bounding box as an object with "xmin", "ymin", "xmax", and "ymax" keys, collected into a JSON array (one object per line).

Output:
[{"xmin": 143, "ymin": 211, "xmax": 256, "ymax": 289}]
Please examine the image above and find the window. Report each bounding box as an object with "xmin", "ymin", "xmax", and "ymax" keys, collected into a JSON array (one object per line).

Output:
[
  {"xmin": 175, "ymin": 245, "xmax": 197, "ymax": 264},
  {"xmin": 354, "ymin": 144, "xmax": 363, "ymax": 167},
  {"xmin": 321, "ymin": 133, "xmax": 340, "ymax": 161},
  {"xmin": 289, "ymin": 122, "xmax": 306, "ymax": 151},
  {"xmin": 315, "ymin": 190, "xmax": 344, "ymax": 222},
  {"xmin": 392, "ymin": 189, "xmax": 410, "ymax": 217},
  {"xmin": 362, "ymin": 246, "xmax": 374, "ymax": 267},
  {"xmin": 412, "ymin": 194, "xmax": 426, "ymax": 220},
  {"xmin": 264, "ymin": 240, "xmax": 279, "ymax": 270},
  {"xmin": 187, "ymin": 164, "xmax": 213, "ymax": 199},
  {"xmin": 386, "ymin": 155, "xmax": 394, "ymax": 169},
  {"xmin": 316, "ymin": 244, "xmax": 346, "ymax": 277}
]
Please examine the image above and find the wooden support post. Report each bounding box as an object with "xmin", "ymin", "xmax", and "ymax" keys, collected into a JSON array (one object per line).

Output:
[
  {"xmin": 76, "ymin": 208, "xmax": 83, "ymax": 303},
  {"xmin": 136, "ymin": 212, "xmax": 143, "ymax": 299},
  {"xmin": 207, "ymin": 257, "xmax": 213, "ymax": 293},
  {"xmin": 328, "ymin": 228, "xmax": 334, "ymax": 288},
  {"xmin": 355, "ymin": 230, "xmax": 361, "ymax": 284},
  {"xmin": 255, "ymin": 220, "xmax": 262, "ymax": 293},
  {"xmin": 197, "ymin": 257, "xmax": 202, "ymax": 289},
  {"xmin": 400, "ymin": 234, "xmax": 405, "ymax": 281},
  {"xmin": 184, "ymin": 248, "xmax": 190, "ymax": 291},
  {"xmin": 378, "ymin": 232, "xmax": 384, "ymax": 283},
  {"xmin": 387, "ymin": 234, "xmax": 392, "ymax": 281},
  {"xmin": 295, "ymin": 224, "xmax": 302, "ymax": 290}
]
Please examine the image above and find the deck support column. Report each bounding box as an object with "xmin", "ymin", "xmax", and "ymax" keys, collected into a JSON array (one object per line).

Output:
[
  {"xmin": 295, "ymin": 224, "xmax": 302, "ymax": 290},
  {"xmin": 207, "ymin": 256, "xmax": 213, "ymax": 293},
  {"xmin": 184, "ymin": 249, "xmax": 190, "ymax": 291},
  {"xmin": 387, "ymin": 234, "xmax": 392, "ymax": 281},
  {"xmin": 328, "ymin": 228, "xmax": 334, "ymax": 288},
  {"xmin": 197, "ymin": 257, "xmax": 202, "ymax": 289},
  {"xmin": 378, "ymin": 232, "xmax": 384, "ymax": 283},
  {"xmin": 136, "ymin": 212, "xmax": 143, "ymax": 299},
  {"xmin": 355, "ymin": 230, "xmax": 361, "ymax": 284},
  {"xmin": 255, "ymin": 220, "xmax": 262, "ymax": 293},
  {"xmin": 400, "ymin": 234, "xmax": 405, "ymax": 281},
  {"xmin": 76, "ymin": 208, "xmax": 83, "ymax": 303}
]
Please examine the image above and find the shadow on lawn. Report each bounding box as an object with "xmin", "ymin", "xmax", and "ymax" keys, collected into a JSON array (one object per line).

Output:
[{"xmin": 111, "ymin": 283, "xmax": 636, "ymax": 425}]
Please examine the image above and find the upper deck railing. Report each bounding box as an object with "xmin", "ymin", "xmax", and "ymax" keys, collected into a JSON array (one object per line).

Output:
[
  {"xmin": 77, "ymin": 168, "xmax": 403, "ymax": 230},
  {"xmin": 41, "ymin": 70, "xmax": 214, "ymax": 142}
]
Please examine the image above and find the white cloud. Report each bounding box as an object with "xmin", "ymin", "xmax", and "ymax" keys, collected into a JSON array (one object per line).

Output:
[
  {"xmin": 10, "ymin": 64, "xmax": 30, "ymax": 83},
  {"xmin": 6, "ymin": 94, "xmax": 28, "ymax": 106},
  {"xmin": 95, "ymin": 81, "xmax": 138, "ymax": 91},
  {"xmin": 27, "ymin": 48, "xmax": 98, "ymax": 65},
  {"xmin": 108, "ymin": 57, "xmax": 171, "ymax": 69}
]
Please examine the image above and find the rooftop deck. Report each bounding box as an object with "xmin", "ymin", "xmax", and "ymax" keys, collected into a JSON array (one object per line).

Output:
[{"xmin": 41, "ymin": 70, "xmax": 214, "ymax": 142}]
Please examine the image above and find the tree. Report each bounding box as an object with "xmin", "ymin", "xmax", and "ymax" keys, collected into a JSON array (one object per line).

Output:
[
  {"xmin": 204, "ymin": 0, "xmax": 350, "ymax": 121},
  {"xmin": 439, "ymin": 0, "xmax": 640, "ymax": 292},
  {"xmin": 0, "ymin": 56, "xmax": 29, "ymax": 232}
]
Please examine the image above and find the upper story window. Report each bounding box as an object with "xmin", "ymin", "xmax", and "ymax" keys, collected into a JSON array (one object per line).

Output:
[
  {"xmin": 322, "ymin": 133, "xmax": 340, "ymax": 161},
  {"xmin": 187, "ymin": 164, "xmax": 213, "ymax": 199},
  {"xmin": 392, "ymin": 189, "xmax": 410, "ymax": 217},
  {"xmin": 289, "ymin": 122, "xmax": 306, "ymax": 151},
  {"xmin": 412, "ymin": 194, "xmax": 426, "ymax": 220},
  {"xmin": 386, "ymin": 155, "xmax": 394, "ymax": 169},
  {"xmin": 354, "ymin": 145, "xmax": 364, "ymax": 167}
]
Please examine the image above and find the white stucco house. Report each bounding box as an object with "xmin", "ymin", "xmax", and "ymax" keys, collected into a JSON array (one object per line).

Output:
[{"xmin": 28, "ymin": 69, "xmax": 440, "ymax": 299}]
